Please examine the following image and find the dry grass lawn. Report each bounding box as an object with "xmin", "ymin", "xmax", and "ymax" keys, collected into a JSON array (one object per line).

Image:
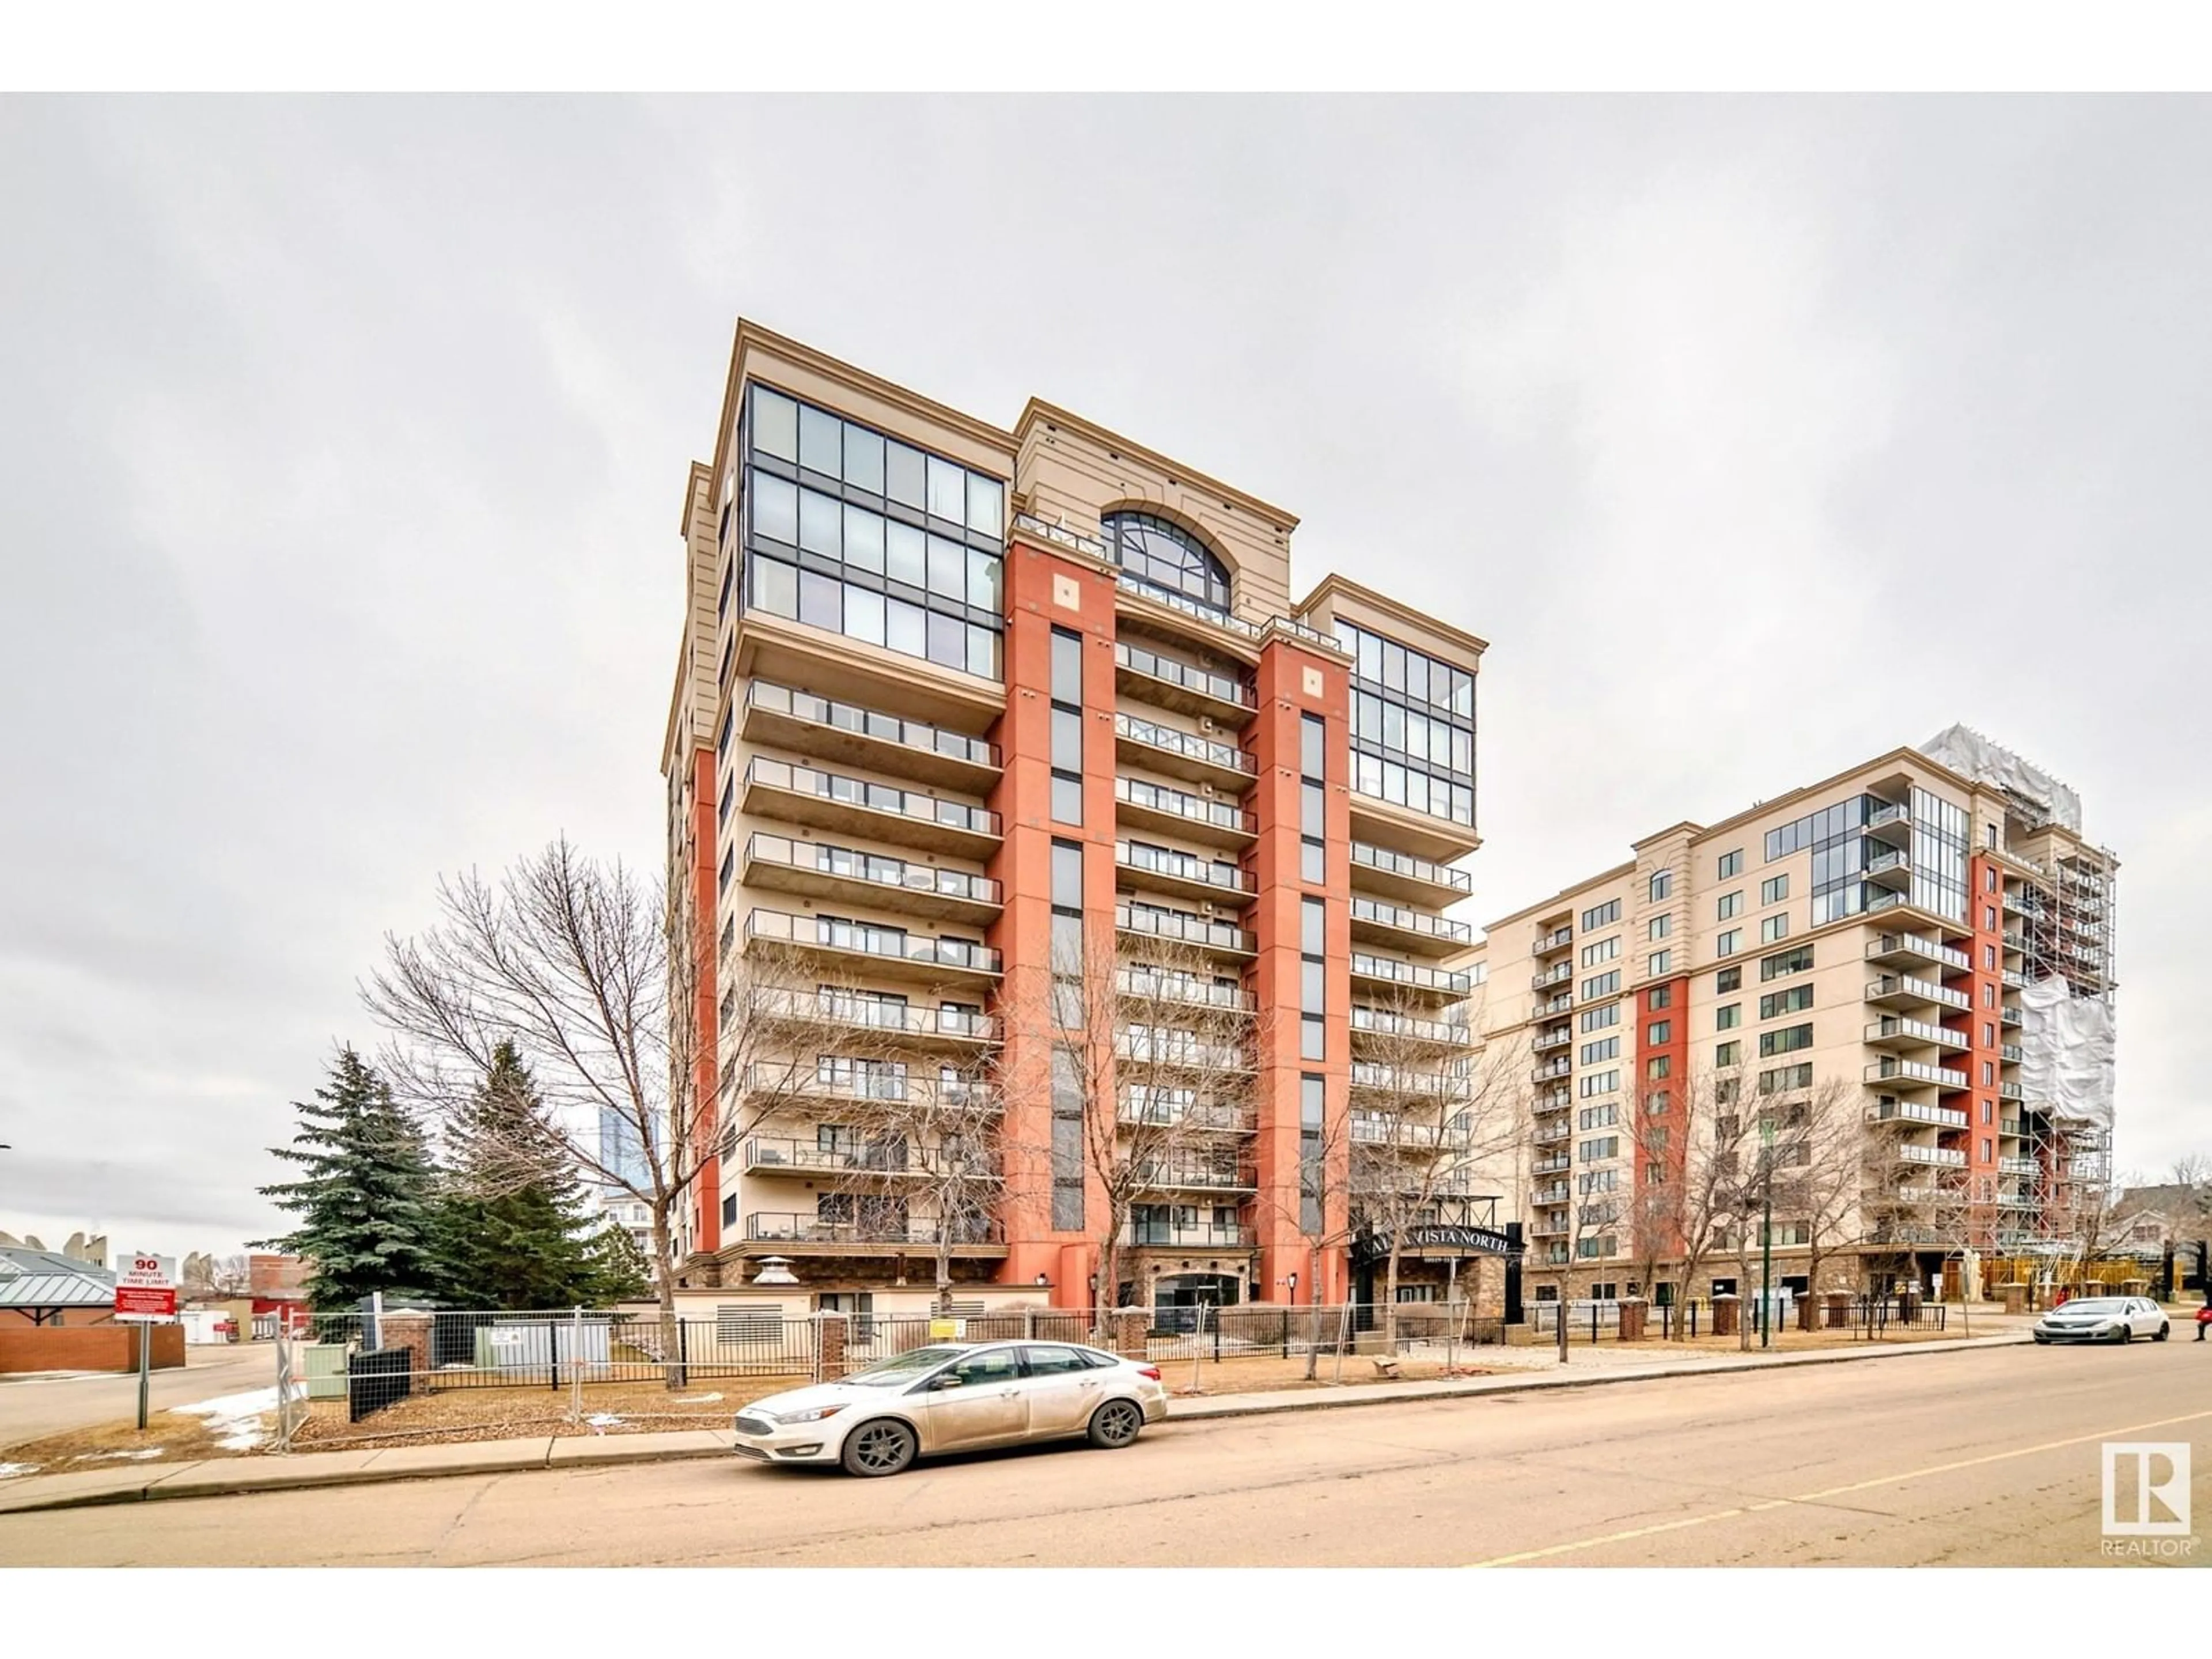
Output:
[{"xmin": 0, "ymin": 1410, "xmax": 244, "ymax": 1475}]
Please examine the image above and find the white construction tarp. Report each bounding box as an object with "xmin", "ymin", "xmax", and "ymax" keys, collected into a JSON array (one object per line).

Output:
[
  {"xmin": 1918, "ymin": 725, "xmax": 2082, "ymax": 831},
  {"xmin": 2017, "ymin": 974, "xmax": 2115, "ymax": 1131}
]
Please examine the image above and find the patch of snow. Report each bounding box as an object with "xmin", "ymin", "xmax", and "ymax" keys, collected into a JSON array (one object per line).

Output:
[
  {"xmin": 672, "ymin": 1393, "xmax": 723, "ymax": 1404},
  {"xmin": 585, "ymin": 1413, "xmax": 626, "ymax": 1435},
  {"xmin": 175, "ymin": 1385, "xmax": 278, "ymax": 1452},
  {"xmin": 0, "ymin": 1463, "xmax": 41, "ymax": 1479},
  {"xmin": 73, "ymin": 1449, "xmax": 168, "ymax": 1463}
]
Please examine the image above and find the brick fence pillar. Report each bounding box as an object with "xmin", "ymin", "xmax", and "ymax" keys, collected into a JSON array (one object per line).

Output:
[
  {"xmin": 1617, "ymin": 1300, "xmax": 1647, "ymax": 1342},
  {"xmin": 815, "ymin": 1313, "xmax": 847, "ymax": 1382},
  {"xmin": 1710, "ymin": 1296, "xmax": 1740, "ymax": 1338},
  {"xmin": 381, "ymin": 1313, "xmax": 433, "ymax": 1384},
  {"xmin": 1113, "ymin": 1310, "xmax": 1149, "ymax": 1357}
]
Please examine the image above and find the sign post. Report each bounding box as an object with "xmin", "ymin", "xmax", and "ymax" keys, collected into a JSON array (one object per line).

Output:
[{"xmin": 114, "ymin": 1255, "xmax": 177, "ymax": 1431}]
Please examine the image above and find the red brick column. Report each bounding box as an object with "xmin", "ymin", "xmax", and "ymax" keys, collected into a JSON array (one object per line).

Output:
[
  {"xmin": 380, "ymin": 1313, "xmax": 433, "ymax": 1385},
  {"xmin": 1710, "ymin": 1297, "xmax": 1740, "ymax": 1338},
  {"xmin": 816, "ymin": 1313, "xmax": 848, "ymax": 1382}
]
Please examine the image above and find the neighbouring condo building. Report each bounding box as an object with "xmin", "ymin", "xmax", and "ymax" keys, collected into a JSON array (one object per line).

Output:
[
  {"xmin": 661, "ymin": 322, "xmax": 1502, "ymax": 1318},
  {"xmin": 1469, "ymin": 729, "xmax": 2118, "ymax": 1306}
]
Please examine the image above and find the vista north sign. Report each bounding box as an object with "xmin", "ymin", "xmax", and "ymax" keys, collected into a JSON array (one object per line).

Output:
[{"xmin": 1353, "ymin": 1223, "xmax": 1520, "ymax": 1263}]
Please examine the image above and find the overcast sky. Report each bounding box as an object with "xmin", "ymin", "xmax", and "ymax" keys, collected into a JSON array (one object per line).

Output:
[{"xmin": 3, "ymin": 96, "xmax": 2205, "ymax": 1257}]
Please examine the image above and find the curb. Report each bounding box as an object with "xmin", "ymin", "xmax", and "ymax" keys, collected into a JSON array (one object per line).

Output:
[{"xmin": 0, "ymin": 1331, "xmax": 2032, "ymax": 1516}]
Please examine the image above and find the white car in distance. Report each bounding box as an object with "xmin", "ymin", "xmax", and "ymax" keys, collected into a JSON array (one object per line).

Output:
[{"xmin": 732, "ymin": 1339, "xmax": 1170, "ymax": 1476}]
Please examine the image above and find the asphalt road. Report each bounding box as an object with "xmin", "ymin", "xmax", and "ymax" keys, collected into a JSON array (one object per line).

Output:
[
  {"xmin": 2, "ymin": 1340, "xmax": 2205, "ymax": 1566},
  {"xmin": 0, "ymin": 1342, "xmax": 276, "ymax": 1449}
]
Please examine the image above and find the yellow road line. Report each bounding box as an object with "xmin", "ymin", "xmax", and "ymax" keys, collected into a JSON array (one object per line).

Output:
[{"xmin": 1467, "ymin": 1407, "xmax": 2212, "ymax": 1567}]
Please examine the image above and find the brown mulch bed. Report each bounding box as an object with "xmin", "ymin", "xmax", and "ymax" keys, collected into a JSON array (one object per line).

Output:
[{"xmin": 287, "ymin": 1375, "xmax": 812, "ymax": 1449}]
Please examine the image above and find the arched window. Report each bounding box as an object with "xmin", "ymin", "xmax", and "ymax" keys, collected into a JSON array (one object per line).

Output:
[{"xmin": 1102, "ymin": 512, "xmax": 1231, "ymax": 612}]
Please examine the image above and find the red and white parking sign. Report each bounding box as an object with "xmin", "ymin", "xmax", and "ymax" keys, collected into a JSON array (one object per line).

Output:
[{"xmin": 115, "ymin": 1255, "xmax": 176, "ymax": 1321}]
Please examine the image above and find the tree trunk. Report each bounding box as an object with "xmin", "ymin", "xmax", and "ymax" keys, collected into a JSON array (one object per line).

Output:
[
  {"xmin": 1384, "ymin": 1246, "xmax": 1403, "ymax": 1351},
  {"xmin": 1304, "ymin": 1272, "xmax": 1321, "ymax": 1381},
  {"xmin": 935, "ymin": 1239, "xmax": 955, "ymax": 1317},
  {"xmin": 650, "ymin": 1206, "xmax": 684, "ymax": 1389}
]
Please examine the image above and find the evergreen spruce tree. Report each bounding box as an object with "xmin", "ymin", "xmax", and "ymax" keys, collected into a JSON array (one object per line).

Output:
[
  {"xmin": 440, "ymin": 1041, "xmax": 604, "ymax": 1309},
  {"xmin": 579, "ymin": 1216, "xmax": 655, "ymax": 1305},
  {"xmin": 257, "ymin": 1046, "xmax": 441, "ymax": 1310}
]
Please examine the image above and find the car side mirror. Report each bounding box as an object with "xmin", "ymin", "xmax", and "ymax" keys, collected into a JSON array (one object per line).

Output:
[{"xmin": 930, "ymin": 1374, "xmax": 965, "ymax": 1390}]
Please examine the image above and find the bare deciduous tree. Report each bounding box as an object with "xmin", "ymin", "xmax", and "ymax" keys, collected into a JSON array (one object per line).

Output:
[
  {"xmin": 1624, "ymin": 1065, "xmax": 1758, "ymax": 1340},
  {"xmin": 363, "ymin": 838, "xmax": 854, "ymax": 1365}
]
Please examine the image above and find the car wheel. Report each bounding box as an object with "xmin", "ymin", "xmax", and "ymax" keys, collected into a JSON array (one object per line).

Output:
[
  {"xmin": 2116, "ymin": 1325, "xmax": 2131, "ymax": 1344},
  {"xmin": 2033, "ymin": 1334, "xmax": 2048, "ymax": 1344},
  {"xmin": 840, "ymin": 1418, "xmax": 918, "ymax": 1478},
  {"xmin": 2154, "ymin": 1324, "xmax": 2169, "ymax": 1342},
  {"xmin": 1087, "ymin": 1398, "xmax": 1145, "ymax": 1450}
]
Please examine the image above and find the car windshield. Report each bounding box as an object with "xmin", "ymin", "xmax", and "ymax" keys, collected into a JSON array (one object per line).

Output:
[
  {"xmin": 841, "ymin": 1345, "xmax": 969, "ymax": 1387},
  {"xmin": 2056, "ymin": 1300, "xmax": 2124, "ymax": 1315}
]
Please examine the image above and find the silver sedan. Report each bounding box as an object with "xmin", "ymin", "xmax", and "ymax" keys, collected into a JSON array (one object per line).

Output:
[
  {"xmin": 2032, "ymin": 1296, "xmax": 2170, "ymax": 1344},
  {"xmin": 731, "ymin": 1339, "xmax": 1169, "ymax": 1477}
]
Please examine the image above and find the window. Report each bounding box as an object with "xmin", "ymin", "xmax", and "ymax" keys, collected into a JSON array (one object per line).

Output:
[
  {"xmin": 1582, "ymin": 970, "xmax": 1622, "ymax": 1000},
  {"xmin": 1300, "ymin": 1075, "xmax": 1324, "ymax": 1233},
  {"xmin": 1983, "ymin": 942, "xmax": 1997, "ymax": 969},
  {"xmin": 1578, "ymin": 1104, "xmax": 1619, "ymax": 1130},
  {"xmin": 1051, "ymin": 1050, "xmax": 1084, "ymax": 1229},
  {"xmin": 1648, "ymin": 950, "xmax": 1672, "ymax": 976},
  {"xmin": 1759, "ymin": 946, "xmax": 1814, "ymax": 982},
  {"xmin": 1715, "ymin": 1040, "xmax": 1742, "ymax": 1068},
  {"xmin": 1760, "ymin": 984, "xmax": 1815, "ymax": 1020},
  {"xmin": 1336, "ymin": 618, "xmax": 1475, "ymax": 828},
  {"xmin": 1759, "ymin": 914, "xmax": 1789, "ymax": 944},
  {"xmin": 1648, "ymin": 984, "xmax": 1673, "ymax": 1010},
  {"xmin": 1759, "ymin": 1023, "xmax": 1814, "ymax": 1057},
  {"xmin": 1050, "ymin": 841, "xmax": 1084, "ymax": 1029},
  {"xmin": 1980, "ymin": 1138, "xmax": 1993, "ymax": 1163},
  {"xmin": 1582, "ymin": 899, "xmax": 1622, "ymax": 932},
  {"xmin": 1717, "ymin": 892, "xmax": 1743, "ymax": 921},
  {"xmin": 1718, "ymin": 850, "xmax": 1743, "ymax": 879},
  {"xmin": 1717, "ymin": 929, "xmax": 1741, "ymax": 957},
  {"xmin": 1716, "ymin": 1003, "xmax": 1741, "ymax": 1029},
  {"xmin": 1578, "ymin": 1070, "xmax": 1620, "ymax": 1098},
  {"xmin": 1759, "ymin": 1062, "xmax": 1813, "ymax": 1093},
  {"xmin": 1715, "ymin": 966, "xmax": 1741, "ymax": 994},
  {"xmin": 1761, "ymin": 875, "xmax": 1789, "ymax": 906},
  {"xmin": 1300, "ymin": 714, "xmax": 1326, "ymax": 884},
  {"xmin": 1982, "ymin": 1060, "xmax": 1995, "ymax": 1086},
  {"xmin": 1983, "ymin": 983, "xmax": 1996, "ymax": 1009},
  {"xmin": 1581, "ymin": 1003, "xmax": 1619, "ymax": 1033},
  {"xmin": 1022, "ymin": 1344, "xmax": 1092, "ymax": 1376},
  {"xmin": 1647, "ymin": 1055, "xmax": 1672, "ymax": 1080},
  {"xmin": 1050, "ymin": 627, "xmax": 1083, "ymax": 825},
  {"xmin": 1646, "ymin": 1020, "xmax": 1672, "ymax": 1046},
  {"xmin": 1980, "ymin": 1099, "xmax": 1994, "ymax": 1124},
  {"xmin": 1983, "ymin": 904, "xmax": 1997, "ymax": 930},
  {"xmin": 1103, "ymin": 512, "xmax": 1230, "ymax": 612},
  {"xmin": 1301, "ymin": 897, "xmax": 1327, "ymax": 1060},
  {"xmin": 1580, "ymin": 935, "xmax": 1620, "ymax": 968},
  {"xmin": 1580, "ymin": 1037, "xmax": 1620, "ymax": 1065},
  {"xmin": 1578, "ymin": 1136, "xmax": 1620, "ymax": 1161},
  {"xmin": 1647, "ymin": 914, "xmax": 1671, "ymax": 941},
  {"xmin": 1649, "ymin": 869, "xmax": 1672, "ymax": 903}
]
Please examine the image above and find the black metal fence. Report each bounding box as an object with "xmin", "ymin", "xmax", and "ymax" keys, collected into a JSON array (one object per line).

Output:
[
  {"xmin": 1527, "ymin": 1294, "xmax": 1952, "ymax": 1344},
  {"xmin": 346, "ymin": 1347, "xmax": 413, "ymax": 1422}
]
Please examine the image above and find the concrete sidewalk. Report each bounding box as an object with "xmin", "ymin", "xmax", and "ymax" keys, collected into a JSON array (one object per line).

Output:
[{"xmin": 0, "ymin": 1330, "xmax": 2031, "ymax": 1516}]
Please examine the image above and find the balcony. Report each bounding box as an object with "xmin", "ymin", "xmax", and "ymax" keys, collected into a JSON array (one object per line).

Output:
[
  {"xmin": 1115, "ymin": 903, "xmax": 1257, "ymax": 960},
  {"xmin": 744, "ymin": 907, "xmax": 1000, "ymax": 987},
  {"xmin": 1536, "ymin": 1088, "xmax": 1572, "ymax": 1112},
  {"xmin": 1118, "ymin": 1096, "xmax": 1256, "ymax": 1135},
  {"xmin": 1349, "ymin": 1005, "xmax": 1471, "ymax": 1048},
  {"xmin": 1131, "ymin": 1160, "xmax": 1259, "ymax": 1195},
  {"xmin": 1531, "ymin": 926, "xmax": 1574, "ymax": 957},
  {"xmin": 1115, "ymin": 968, "xmax": 1257, "ymax": 1016},
  {"xmin": 1998, "ymin": 1118, "xmax": 2025, "ymax": 1138},
  {"xmin": 2001, "ymin": 887, "xmax": 2025, "ymax": 915},
  {"xmin": 1113, "ymin": 711, "xmax": 1255, "ymax": 790},
  {"xmin": 1865, "ymin": 847, "xmax": 1912, "ymax": 891},
  {"xmin": 743, "ymin": 1213, "xmax": 1005, "ymax": 1249},
  {"xmin": 1349, "ymin": 895, "xmax": 1474, "ymax": 959},
  {"xmin": 741, "ymin": 757, "xmax": 1001, "ymax": 859},
  {"xmin": 1863, "ymin": 1017, "xmax": 1970, "ymax": 1052},
  {"xmin": 1532, "ymin": 1153, "xmax": 1571, "ymax": 1176},
  {"xmin": 1112, "ymin": 641, "xmax": 1255, "ymax": 727},
  {"xmin": 1533, "ymin": 1122, "xmax": 1571, "ymax": 1147},
  {"xmin": 740, "ymin": 681, "xmax": 1000, "ymax": 794},
  {"xmin": 2000, "ymin": 1006, "xmax": 2023, "ymax": 1028},
  {"xmin": 1998, "ymin": 1081, "xmax": 2025, "ymax": 1102},
  {"xmin": 1349, "ymin": 953, "xmax": 1472, "ymax": 1002},
  {"xmin": 1114, "ymin": 776, "xmax": 1255, "ymax": 849},
  {"xmin": 2001, "ymin": 968, "xmax": 2027, "ymax": 990},
  {"xmin": 737, "ymin": 1061, "xmax": 999, "ymax": 1116},
  {"xmin": 1895, "ymin": 1143, "xmax": 1968, "ymax": 1169},
  {"xmin": 1865, "ymin": 974, "xmax": 1971, "ymax": 1013},
  {"xmin": 1866, "ymin": 932, "xmax": 1971, "ymax": 972},
  {"xmin": 1115, "ymin": 1031, "xmax": 1252, "ymax": 1071},
  {"xmin": 1533, "ymin": 1027, "xmax": 1571, "ymax": 1052},
  {"xmin": 2000, "ymin": 1155, "xmax": 2039, "ymax": 1176},
  {"xmin": 1125, "ymin": 1222, "xmax": 1256, "ymax": 1251},
  {"xmin": 741, "ymin": 1137, "xmax": 1002, "ymax": 1181},
  {"xmin": 1112, "ymin": 568, "xmax": 1263, "ymax": 652},
  {"xmin": 1531, "ymin": 1182, "xmax": 1571, "ymax": 1206},
  {"xmin": 1532, "ymin": 1057, "xmax": 1571, "ymax": 1084},
  {"xmin": 751, "ymin": 988, "xmax": 997, "ymax": 1051},
  {"xmin": 1865, "ymin": 1058, "xmax": 1969, "ymax": 1090},
  {"xmin": 1999, "ymin": 1043, "xmax": 2023, "ymax": 1064},
  {"xmin": 1536, "ymin": 993, "xmax": 1574, "ymax": 1018},
  {"xmin": 1350, "ymin": 1063, "xmax": 1468, "ymax": 1102},
  {"xmin": 1116, "ymin": 840, "xmax": 1256, "ymax": 907},
  {"xmin": 1870, "ymin": 1099, "xmax": 1970, "ymax": 1130},
  {"xmin": 1531, "ymin": 1219, "xmax": 1570, "ymax": 1240},
  {"xmin": 1864, "ymin": 800, "xmax": 1912, "ymax": 845},
  {"xmin": 1351, "ymin": 1114, "xmax": 1472, "ymax": 1150},
  {"xmin": 2001, "ymin": 931, "xmax": 2026, "ymax": 955},
  {"xmin": 1531, "ymin": 963, "xmax": 1573, "ymax": 992},
  {"xmin": 742, "ymin": 833, "xmax": 1001, "ymax": 926},
  {"xmin": 1347, "ymin": 840, "xmax": 1474, "ymax": 907}
]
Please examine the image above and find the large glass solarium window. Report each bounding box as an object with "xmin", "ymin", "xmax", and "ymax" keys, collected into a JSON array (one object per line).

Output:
[
  {"xmin": 738, "ymin": 385, "xmax": 1007, "ymax": 680},
  {"xmin": 1103, "ymin": 512, "xmax": 1232, "ymax": 615}
]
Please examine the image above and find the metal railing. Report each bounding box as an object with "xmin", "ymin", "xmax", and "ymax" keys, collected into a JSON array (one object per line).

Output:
[
  {"xmin": 1113, "ymin": 641, "xmax": 1253, "ymax": 709},
  {"xmin": 1351, "ymin": 895, "xmax": 1474, "ymax": 945},
  {"xmin": 745, "ymin": 832, "xmax": 1002, "ymax": 907},
  {"xmin": 745, "ymin": 1213, "xmax": 1005, "ymax": 1245},
  {"xmin": 1866, "ymin": 932, "xmax": 1972, "ymax": 971},
  {"xmin": 1531, "ymin": 963, "xmax": 1572, "ymax": 990},
  {"xmin": 741, "ymin": 1137, "xmax": 1002, "ymax": 1179},
  {"xmin": 1115, "ymin": 967, "xmax": 1256, "ymax": 1013},
  {"xmin": 745, "ymin": 680, "xmax": 999, "ymax": 770},
  {"xmin": 751, "ymin": 988, "xmax": 997, "ymax": 1043},
  {"xmin": 1116, "ymin": 840, "xmax": 1255, "ymax": 896},
  {"xmin": 1115, "ymin": 775, "xmax": 1256, "ymax": 836},
  {"xmin": 1116, "ymin": 904, "xmax": 1256, "ymax": 953},
  {"xmin": 1865, "ymin": 975, "xmax": 1972, "ymax": 1011},
  {"xmin": 1865, "ymin": 1058, "xmax": 1969, "ymax": 1089},
  {"xmin": 737, "ymin": 1060, "xmax": 998, "ymax": 1114},
  {"xmin": 744, "ymin": 756, "xmax": 1001, "ymax": 837},
  {"xmin": 745, "ymin": 908, "xmax": 1001, "ymax": 974},
  {"xmin": 1350, "ymin": 953, "xmax": 1471, "ymax": 995},
  {"xmin": 1117, "ymin": 1095, "xmax": 1256, "ymax": 1134},
  {"xmin": 1871, "ymin": 1099, "xmax": 1969, "ymax": 1129},
  {"xmin": 1112, "ymin": 711, "xmax": 1255, "ymax": 775},
  {"xmin": 1349, "ymin": 840, "xmax": 1474, "ymax": 896},
  {"xmin": 1350, "ymin": 1005, "xmax": 1469, "ymax": 1044},
  {"xmin": 1532, "ymin": 927, "xmax": 1574, "ymax": 955}
]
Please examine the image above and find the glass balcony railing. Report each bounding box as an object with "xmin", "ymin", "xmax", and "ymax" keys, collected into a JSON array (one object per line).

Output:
[
  {"xmin": 1113, "ymin": 569, "xmax": 1262, "ymax": 639},
  {"xmin": 744, "ymin": 681, "xmax": 998, "ymax": 770},
  {"xmin": 1113, "ymin": 711, "xmax": 1255, "ymax": 776},
  {"xmin": 1865, "ymin": 1058, "xmax": 1969, "ymax": 1089},
  {"xmin": 1349, "ymin": 1063, "xmax": 1469, "ymax": 1100},
  {"xmin": 745, "ymin": 1212, "xmax": 1002, "ymax": 1246},
  {"xmin": 1349, "ymin": 840, "xmax": 1474, "ymax": 896},
  {"xmin": 1351, "ymin": 895, "xmax": 1473, "ymax": 945},
  {"xmin": 744, "ymin": 907, "xmax": 1000, "ymax": 974},
  {"xmin": 1116, "ymin": 840, "xmax": 1255, "ymax": 896},
  {"xmin": 1532, "ymin": 927, "xmax": 1574, "ymax": 956},
  {"xmin": 1531, "ymin": 963, "xmax": 1572, "ymax": 991},
  {"xmin": 1870, "ymin": 1099, "xmax": 1969, "ymax": 1130},
  {"xmin": 1349, "ymin": 1005, "xmax": 1470, "ymax": 1044},
  {"xmin": 1113, "ymin": 641, "xmax": 1253, "ymax": 709},
  {"xmin": 1124, "ymin": 1222, "xmax": 1254, "ymax": 1249},
  {"xmin": 1895, "ymin": 1143, "xmax": 1968, "ymax": 1169},
  {"xmin": 1115, "ymin": 968, "xmax": 1257, "ymax": 1013},
  {"xmin": 742, "ymin": 1137, "xmax": 1002, "ymax": 1180},
  {"xmin": 1115, "ymin": 775, "xmax": 1255, "ymax": 836},
  {"xmin": 1131, "ymin": 1160, "xmax": 1259, "ymax": 1193},
  {"xmin": 1350, "ymin": 953, "xmax": 1472, "ymax": 995},
  {"xmin": 1115, "ymin": 904, "xmax": 1256, "ymax": 954},
  {"xmin": 745, "ymin": 833, "xmax": 1001, "ymax": 907},
  {"xmin": 752, "ymin": 988, "xmax": 997, "ymax": 1043},
  {"xmin": 737, "ymin": 1062, "xmax": 999, "ymax": 1114},
  {"xmin": 744, "ymin": 756, "xmax": 1000, "ymax": 838},
  {"xmin": 1118, "ymin": 1094, "xmax": 1256, "ymax": 1134},
  {"xmin": 1865, "ymin": 975, "xmax": 1972, "ymax": 1012}
]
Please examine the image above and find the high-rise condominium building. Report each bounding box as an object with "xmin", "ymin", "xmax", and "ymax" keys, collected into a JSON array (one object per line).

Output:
[
  {"xmin": 1469, "ymin": 728, "xmax": 2117, "ymax": 1305},
  {"xmin": 662, "ymin": 322, "xmax": 1492, "ymax": 1315}
]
